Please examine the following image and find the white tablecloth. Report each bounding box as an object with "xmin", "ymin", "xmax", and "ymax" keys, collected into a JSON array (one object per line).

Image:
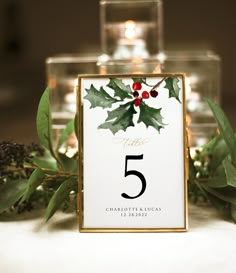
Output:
[{"xmin": 0, "ymin": 203, "xmax": 235, "ymax": 273}]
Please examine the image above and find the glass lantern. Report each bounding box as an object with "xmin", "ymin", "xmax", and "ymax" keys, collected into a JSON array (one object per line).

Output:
[
  {"xmin": 98, "ymin": 58, "xmax": 162, "ymax": 74},
  {"xmin": 46, "ymin": 54, "xmax": 99, "ymax": 153},
  {"xmin": 161, "ymin": 50, "xmax": 221, "ymax": 147},
  {"xmin": 99, "ymin": 0, "xmax": 163, "ymax": 60}
]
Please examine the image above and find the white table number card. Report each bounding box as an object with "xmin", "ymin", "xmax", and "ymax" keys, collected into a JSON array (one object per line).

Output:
[{"xmin": 78, "ymin": 73, "xmax": 188, "ymax": 232}]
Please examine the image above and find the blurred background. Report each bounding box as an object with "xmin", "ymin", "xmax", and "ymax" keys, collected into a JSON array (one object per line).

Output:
[{"xmin": 0, "ymin": 0, "xmax": 235, "ymax": 142}]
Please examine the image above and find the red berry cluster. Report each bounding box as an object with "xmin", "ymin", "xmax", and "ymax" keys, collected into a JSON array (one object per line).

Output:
[{"xmin": 132, "ymin": 82, "xmax": 158, "ymax": 107}]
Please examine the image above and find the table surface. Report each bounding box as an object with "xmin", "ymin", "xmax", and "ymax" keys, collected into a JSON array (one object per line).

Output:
[{"xmin": 0, "ymin": 203, "xmax": 235, "ymax": 273}]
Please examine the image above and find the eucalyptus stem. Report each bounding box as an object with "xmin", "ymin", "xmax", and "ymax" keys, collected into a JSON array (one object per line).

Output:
[
  {"xmin": 194, "ymin": 177, "xmax": 209, "ymax": 183},
  {"xmin": 6, "ymin": 164, "xmax": 78, "ymax": 177}
]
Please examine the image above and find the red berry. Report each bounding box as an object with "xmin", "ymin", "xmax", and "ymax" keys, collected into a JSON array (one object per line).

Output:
[
  {"xmin": 142, "ymin": 91, "xmax": 150, "ymax": 99},
  {"xmin": 133, "ymin": 91, "xmax": 139, "ymax": 97},
  {"xmin": 134, "ymin": 98, "xmax": 142, "ymax": 107},
  {"xmin": 150, "ymin": 90, "xmax": 158, "ymax": 98},
  {"xmin": 132, "ymin": 82, "xmax": 142, "ymax": 91}
]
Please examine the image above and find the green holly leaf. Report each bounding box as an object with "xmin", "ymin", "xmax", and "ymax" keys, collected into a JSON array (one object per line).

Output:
[
  {"xmin": 84, "ymin": 84, "xmax": 118, "ymax": 109},
  {"xmin": 98, "ymin": 101, "xmax": 137, "ymax": 134},
  {"xmin": 138, "ymin": 101, "xmax": 165, "ymax": 133},
  {"xmin": 132, "ymin": 78, "xmax": 153, "ymax": 87},
  {"xmin": 164, "ymin": 77, "xmax": 181, "ymax": 103},
  {"xmin": 107, "ymin": 78, "xmax": 132, "ymax": 100}
]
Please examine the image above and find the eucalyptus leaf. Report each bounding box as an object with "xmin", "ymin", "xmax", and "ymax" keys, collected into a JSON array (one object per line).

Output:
[
  {"xmin": 36, "ymin": 87, "xmax": 62, "ymax": 167},
  {"xmin": 195, "ymin": 179, "xmax": 226, "ymax": 210},
  {"xmin": 206, "ymin": 191, "xmax": 228, "ymax": 211},
  {"xmin": 203, "ymin": 134, "xmax": 229, "ymax": 171},
  {"xmin": 56, "ymin": 118, "xmax": 75, "ymax": 151},
  {"xmin": 58, "ymin": 153, "xmax": 78, "ymax": 173},
  {"xmin": 205, "ymin": 172, "xmax": 227, "ymax": 188},
  {"xmin": 45, "ymin": 177, "xmax": 78, "ymax": 221},
  {"xmin": 231, "ymin": 204, "xmax": 236, "ymax": 222},
  {"xmin": 21, "ymin": 168, "xmax": 45, "ymax": 202},
  {"xmin": 223, "ymin": 158, "xmax": 236, "ymax": 187},
  {"xmin": 206, "ymin": 99, "xmax": 236, "ymax": 162},
  {"xmin": 36, "ymin": 87, "xmax": 53, "ymax": 151},
  {"xmin": 188, "ymin": 148, "xmax": 196, "ymax": 180},
  {"xmin": 33, "ymin": 150, "xmax": 58, "ymax": 171},
  {"xmin": 74, "ymin": 114, "xmax": 79, "ymax": 140},
  {"xmin": 202, "ymin": 134, "xmax": 221, "ymax": 151},
  {"xmin": 0, "ymin": 179, "xmax": 28, "ymax": 213},
  {"xmin": 201, "ymin": 184, "xmax": 236, "ymax": 205},
  {"xmin": 194, "ymin": 181, "xmax": 210, "ymax": 201}
]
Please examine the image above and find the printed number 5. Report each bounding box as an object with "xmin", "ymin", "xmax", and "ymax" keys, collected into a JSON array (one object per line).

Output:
[{"xmin": 121, "ymin": 154, "xmax": 147, "ymax": 199}]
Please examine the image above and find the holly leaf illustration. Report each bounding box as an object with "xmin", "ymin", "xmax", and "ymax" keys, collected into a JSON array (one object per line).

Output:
[
  {"xmin": 164, "ymin": 77, "xmax": 181, "ymax": 103},
  {"xmin": 132, "ymin": 78, "xmax": 153, "ymax": 87},
  {"xmin": 98, "ymin": 101, "xmax": 137, "ymax": 134},
  {"xmin": 138, "ymin": 101, "xmax": 165, "ymax": 133},
  {"xmin": 107, "ymin": 78, "xmax": 132, "ymax": 100},
  {"xmin": 84, "ymin": 84, "xmax": 118, "ymax": 109}
]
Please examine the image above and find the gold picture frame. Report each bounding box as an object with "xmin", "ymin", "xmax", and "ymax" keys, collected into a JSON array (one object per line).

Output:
[{"xmin": 77, "ymin": 73, "xmax": 188, "ymax": 232}]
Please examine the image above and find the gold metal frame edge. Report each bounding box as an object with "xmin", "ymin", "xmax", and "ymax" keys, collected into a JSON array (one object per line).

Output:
[{"xmin": 77, "ymin": 73, "xmax": 188, "ymax": 233}]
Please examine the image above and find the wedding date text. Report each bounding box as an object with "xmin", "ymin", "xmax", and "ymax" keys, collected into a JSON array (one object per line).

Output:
[{"xmin": 106, "ymin": 207, "xmax": 161, "ymax": 218}]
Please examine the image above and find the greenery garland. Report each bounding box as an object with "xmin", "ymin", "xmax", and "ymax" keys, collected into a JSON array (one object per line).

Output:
[{"xmin": 0, "ymin": 87, "xmax": 236, "ymax": 223}]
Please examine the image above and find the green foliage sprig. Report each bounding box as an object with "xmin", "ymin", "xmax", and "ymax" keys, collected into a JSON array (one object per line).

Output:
[
  {"xmin": 0, "ymin": 86, "xmax": 236, "ymax": 223},
  {"xmin": 0, "ymin": 87, "xmax": 78, "ymax": 221},
  {"xmin": 188, "ymin": 99, "xmax": 236, "ymax": 222}
]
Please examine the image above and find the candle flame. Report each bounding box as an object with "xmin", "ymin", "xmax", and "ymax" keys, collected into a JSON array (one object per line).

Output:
[
  {"xmin": 124, "ymin": 20, "xmax": 137, "ymax": 40},
  {"xmin": 48, "ymin": 75, "xmax": 57, "ymax": 89},
  {"xmin": 64, "ymin": 78, "xmax": 77, "ymax": 112},
  {"xmin": 185, "ymin": 77, "xmax": 192, "ymax": 97}
]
